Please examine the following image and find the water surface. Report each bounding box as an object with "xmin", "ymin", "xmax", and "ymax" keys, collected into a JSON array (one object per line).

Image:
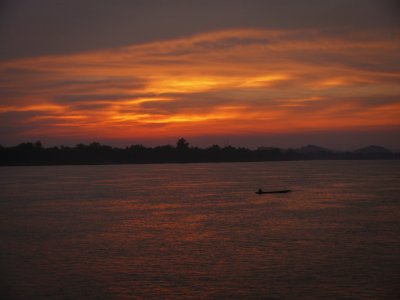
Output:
[{"xmin": 0, "ymin": 161, "xmax": 399, "ymax": 299}]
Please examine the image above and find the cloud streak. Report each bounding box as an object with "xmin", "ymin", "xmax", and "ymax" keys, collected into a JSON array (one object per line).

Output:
[{"xmin": 0, "ymin": 28, "xmax": 399, "ymax": 145}]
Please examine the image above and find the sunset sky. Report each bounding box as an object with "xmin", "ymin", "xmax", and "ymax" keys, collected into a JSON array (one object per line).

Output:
[{"xmin": 0, "ymin": 0, "xmax": 399, "ymax": 149}]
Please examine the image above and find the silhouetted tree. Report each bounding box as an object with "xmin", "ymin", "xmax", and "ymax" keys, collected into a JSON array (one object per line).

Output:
[
  {"xmin": 176, "ymin": 138, "xmax": 189, "ymax": 150},
  {"xmin": 0, "ymin": 139, "xmax": 397, "ymax": 166}
]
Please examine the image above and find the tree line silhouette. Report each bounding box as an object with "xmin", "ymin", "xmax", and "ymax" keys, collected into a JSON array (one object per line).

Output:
[{"xmin": 0, "ymin": 138, "xmax": 398, "ymax": 166}]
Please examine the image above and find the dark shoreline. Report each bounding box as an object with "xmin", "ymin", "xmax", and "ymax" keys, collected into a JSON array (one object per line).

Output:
[
  {"xmin": 1, "ymin": 139, "xmax": 398, "ymax": 166},
  {"xmin": 2, "ymin": 159, "xmax": 399, "ymax": 167}
]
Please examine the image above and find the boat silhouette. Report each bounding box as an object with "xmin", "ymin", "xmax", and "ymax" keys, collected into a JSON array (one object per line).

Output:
[{"xmin": 255, "ymin": 189, "xmax": 291, "ymax": 194}]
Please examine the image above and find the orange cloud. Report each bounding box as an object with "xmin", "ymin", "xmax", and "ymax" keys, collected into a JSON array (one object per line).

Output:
[{"xmin": 0, "ymin": 28, "xmax": 399, "ymax": 142}]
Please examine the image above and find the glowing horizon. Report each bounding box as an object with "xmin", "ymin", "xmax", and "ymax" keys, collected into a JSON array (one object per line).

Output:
[{"xmin": 1, "ymin": 28, "xmax": 399, "ymax": 148}]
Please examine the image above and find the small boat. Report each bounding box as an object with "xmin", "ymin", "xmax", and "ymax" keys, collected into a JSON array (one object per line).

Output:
[{"xmin": 255, "ymin": 189, "xmax": 291, "ymax": 194}]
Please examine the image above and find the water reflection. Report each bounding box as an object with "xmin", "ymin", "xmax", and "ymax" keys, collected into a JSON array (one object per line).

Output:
[{"xmin": 0, "ymin": 161, "xmax": 399, "ymax": 299}]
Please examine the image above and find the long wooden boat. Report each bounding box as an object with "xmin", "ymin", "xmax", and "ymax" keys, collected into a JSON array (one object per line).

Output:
[{"xmin": 255, "ymin": 189, "xmax": 291, "ymax": 194}]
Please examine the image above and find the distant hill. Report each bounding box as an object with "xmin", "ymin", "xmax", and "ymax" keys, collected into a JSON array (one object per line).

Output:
[{"xmin": 355, "ymin": 145, "xmax": 392, "ymax": 154}]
